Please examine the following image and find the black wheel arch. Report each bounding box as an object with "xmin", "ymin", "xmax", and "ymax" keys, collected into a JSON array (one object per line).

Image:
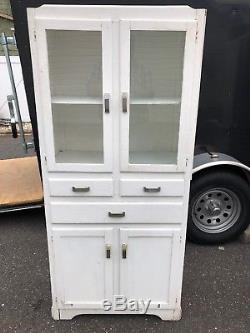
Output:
[{"xmin": 192, "ymin": 163, "xmax": 250, "ymax": 185}]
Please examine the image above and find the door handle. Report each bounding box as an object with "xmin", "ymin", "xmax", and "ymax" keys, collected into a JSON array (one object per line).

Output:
[
  {"xmin": 143, "ymin": 186, "xmax": 161, "ymax": 193},
  {"xmin": 104, "ymin": 93, "xmax": 110, "ymax": 113},
  {"xmin": 108, "ymin": 212, "xmax": 125, "ymax": 218},
  {"xmin": 106, "ymin": 244, "xmax": 111, "ymax": 259},
  {"xmin": 122, "ymin": 243, "xmax": 127, "ymax": 259},
  {"xmin": 122, "ymin": 93, "xmax": 128, "ymax": 113},
  {"xmin": 72, "ymin": 186, "xmax": 90, "ymax": 193}
]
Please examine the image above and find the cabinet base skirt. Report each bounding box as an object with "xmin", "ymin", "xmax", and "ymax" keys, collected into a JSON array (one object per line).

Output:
[{"xmin": 52, "ymin": 307, "xmax": 182, "ymax": 321}]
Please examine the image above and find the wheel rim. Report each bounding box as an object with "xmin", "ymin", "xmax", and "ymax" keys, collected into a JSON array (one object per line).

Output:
[{"xmin": 192, "ymin": 188, "xmax": 241, "ymax": 234}]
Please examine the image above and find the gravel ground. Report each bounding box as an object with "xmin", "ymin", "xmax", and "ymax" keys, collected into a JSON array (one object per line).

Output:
[
  {"xmin": 0, "ymin": 134, "xmax": 249, "ymax": 333},
  {"xmin": 0, "ymin": 134, "xmax": 35, "ymax": 159}
]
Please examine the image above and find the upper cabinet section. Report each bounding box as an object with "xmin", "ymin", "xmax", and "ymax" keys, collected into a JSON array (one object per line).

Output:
[
  {"xmin": 120, "ymin": 11, "xmax": 205, "ymax": 172},
  {"xmin": 129, "ymin": 30, "xmax": 185, "ymax": 166},
  {"xmin": 48, "ymin": 30, "xmax": 104, "ymax": 165},
  {"xmin": 30, "ymin": 14, "xmax": 113, "ymax": 172},
  {"xmin": 28, "ymin": 6, "xmax": 206, "ymax": 173}
]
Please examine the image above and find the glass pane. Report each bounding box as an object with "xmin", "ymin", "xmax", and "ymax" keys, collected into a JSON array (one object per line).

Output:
[
  {"xmin": 47, "ymin": 30, "xmax": 102, "ymax": 99},
  {"xmin": 129, "ymin": 105, "xmax": 180, "ymax": 164},
  {"xmin": 129, "ymin": 31, "xmax": 186, "ymax": 165},
  {"xmin": 52, "ymin": 104, "xmax": 103, "ymax": 164},
  {"xmin": 46, "ymin": 30, "xmax": 104, "ymax": 164}
]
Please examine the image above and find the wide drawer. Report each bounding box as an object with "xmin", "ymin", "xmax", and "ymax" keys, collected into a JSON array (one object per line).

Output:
[
  {"xmin": 50, "ymin": 202, "xmax": 183, "ymax": 224},
  {"xmin": 48, "ymin": 178, "xmax": 113, "ymax": 197},
  {"xmin": 120, "ymin": 179, "xmax": 185, "ymax": 197}
]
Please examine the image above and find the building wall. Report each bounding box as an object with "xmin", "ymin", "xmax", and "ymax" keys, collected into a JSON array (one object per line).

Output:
[
  {"xmin": 0, "ymin": 1, "xmax": 29, "ymax": 121},
  {"xmin": 0, "ymin": 56, "xmax": 30, "ymax": 122}
]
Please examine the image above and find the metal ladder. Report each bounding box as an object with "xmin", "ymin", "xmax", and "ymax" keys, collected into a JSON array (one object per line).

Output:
[{"xmin": 0, "ymin": 32, "xmax": 34, "ymax": 152}]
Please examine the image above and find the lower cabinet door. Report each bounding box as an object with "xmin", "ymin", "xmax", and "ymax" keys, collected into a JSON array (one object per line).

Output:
[
  {"xmin": 119, "ymin": 227, "xmax": 181, "ymax": 310},
  {"xmin": 53, "ymin": 227, "xmax": 114, "ymax": 309}
]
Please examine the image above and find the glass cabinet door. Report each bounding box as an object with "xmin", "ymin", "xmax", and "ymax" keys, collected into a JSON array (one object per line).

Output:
[
  {"xmin": 36, "ymin": 19, "xmax": 112, "ymax": 172},
  {"xmin": 120, "ymin": 20, "xmax": 197, "ymax": 172}
]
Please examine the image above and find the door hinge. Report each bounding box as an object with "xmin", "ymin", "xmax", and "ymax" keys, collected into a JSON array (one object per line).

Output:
[
  {"xmin": 33, "ymin": 31, "xmax": 37, "ymax": 40},
  {"xmin": 44, "ymin": 155, "xmax": 47, "ymax": 164},
  {"xmin": 186, "ymin": 158, "xmax": 189, "ymax": 167},
  {"xmin": 180, "ymin": 236, "xmax": 182, "ymax": 244}
]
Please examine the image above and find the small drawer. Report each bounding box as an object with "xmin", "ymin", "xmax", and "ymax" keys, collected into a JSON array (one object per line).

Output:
[
  {"xmin": 48, "ymin": 178, "xmax": 113, "ymax": 197},
  {"xmin": 50, "ymin": 202, "xmax": 183, "ymax": 224},
  {"xmin": 120, "ymin": 179, "xmax": 184, "ymax": 197}
]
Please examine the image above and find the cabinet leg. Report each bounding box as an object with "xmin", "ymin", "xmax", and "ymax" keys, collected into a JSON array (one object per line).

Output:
[
  {"xmin": 51, "ymin": 306, "xmax": 60, "ymax": 320},
  {"xmin": 172, "ymin": 307, "xmax": 182, "ymax": 321},
  {"xmin": 153, "ymin": 308, "xmax": 182, "ymax": 321}
]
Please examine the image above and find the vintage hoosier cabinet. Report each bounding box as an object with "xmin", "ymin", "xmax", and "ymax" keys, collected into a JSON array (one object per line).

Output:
[{"xmin": 27, "ymin": 4, "xmax": 206, "ymax": 320}]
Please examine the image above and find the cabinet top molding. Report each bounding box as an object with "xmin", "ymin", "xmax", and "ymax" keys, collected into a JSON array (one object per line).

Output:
[{"xmin": 28, "ymin": 5, "xmax": 206, "ymax": 21}]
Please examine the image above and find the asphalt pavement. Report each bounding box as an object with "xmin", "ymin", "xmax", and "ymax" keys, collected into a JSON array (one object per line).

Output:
[{"xmin": 0, "ymin": 134, "xmax": 250, "ymax": 333}]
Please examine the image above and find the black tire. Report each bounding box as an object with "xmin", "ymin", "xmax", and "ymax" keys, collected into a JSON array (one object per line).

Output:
[{"xmin": 187, "ymin": 170, "xmax": 250, "ymax": 244}]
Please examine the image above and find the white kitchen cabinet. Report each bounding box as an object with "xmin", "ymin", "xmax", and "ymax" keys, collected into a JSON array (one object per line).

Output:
[{"xmin": 27, "ymin": 5, "xmax": 206, "ymax": 320}]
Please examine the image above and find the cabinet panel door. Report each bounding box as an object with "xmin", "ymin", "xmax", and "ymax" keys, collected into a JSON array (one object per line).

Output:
[
  {"xmin": 34, "ymin": 16, "xmax": 113, "ymax": 172},
  {"xmin": 120, "ymin": 18, "xmax": 198, "ymax": 172},
  {"xmin": 119, "ymin": 228, "xmax": 181, "ymax": 310},
  {"xmin": 53, "ymin": 227, "xmax": 113, "ymax": 309}
]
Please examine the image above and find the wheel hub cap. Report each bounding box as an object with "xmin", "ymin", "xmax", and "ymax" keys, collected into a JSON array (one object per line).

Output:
[
  {"xmin": 192, "ymin": 188, "xmax": 241, "ymax": 234},
  {"xmin": 204, "ymin": 199, "xmax": 222, "ymax": 216}
]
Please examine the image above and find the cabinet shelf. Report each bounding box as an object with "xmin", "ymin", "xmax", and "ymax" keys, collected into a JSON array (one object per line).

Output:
[
  {"xmin": 129, "ymin": 151, "xmax": 177, "ymax": 165},
  {"xmin": 51, "ymin": 96, "xmax": 103, "ymax": 105},
  {"xmin": 51, "ymin": 97, "xmax": 180, "ymax": 106},
  {"xmin": 130, "ymin": 98, "xmax": 181, "ymax": 105},
  {"xmin": 55, "ymin": 150, "xmax": 104, "ymax": 164}
]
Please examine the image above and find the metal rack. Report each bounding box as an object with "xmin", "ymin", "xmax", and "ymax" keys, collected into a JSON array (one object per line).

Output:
[
  {"xmin": 0, "ymin": 32, "xmax": 43, "ymax": 213},
  {"xmin": 0, "ymin": 32, "xmax": 34, "ymax": 152}
]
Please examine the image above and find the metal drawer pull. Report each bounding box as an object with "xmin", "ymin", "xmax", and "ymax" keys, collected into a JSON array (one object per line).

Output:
[
  {"xmin": 143, "ymin": 186, "xmax": 161, "ymax": 193},
  {"xmin": 122, "ymin": 93, "xmax": 128, "ymax": 113},
  {"xmin": 108, "ymin": 212, "xmax": 125, "ymax": 218},
  {"xmin": 72, "ymin": 186, "xmax": 90, "ymax": 193},
  {"xmin": 106, "ymin": 244, "xmax": 111, "ymax": 259},
  {"xmin": 122, "ymin": 243, "xmax": 127, "ymax": 259},
  {"xmin": 104, "ymin": 93, "xmax": 110, "ymax": 113}
]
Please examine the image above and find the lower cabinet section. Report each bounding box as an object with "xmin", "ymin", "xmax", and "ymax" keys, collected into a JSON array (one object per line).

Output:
[{"xmin": 52, "ymin": 226, "xmax": 182, "ymax": 319}]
